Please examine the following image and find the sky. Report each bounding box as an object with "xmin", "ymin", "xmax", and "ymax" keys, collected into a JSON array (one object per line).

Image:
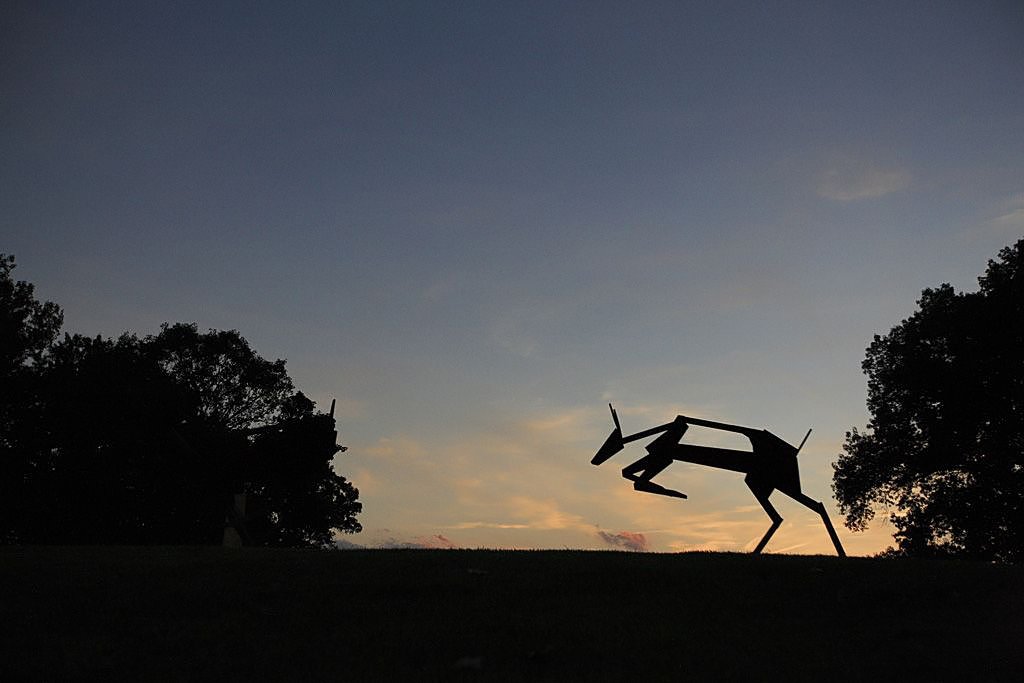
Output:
[{"xmin": 3, "ymin": 1, "xmax": 1023, "ymax": 555}]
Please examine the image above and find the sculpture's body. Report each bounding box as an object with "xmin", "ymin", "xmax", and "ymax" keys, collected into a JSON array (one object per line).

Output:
[{"xmin": 592, "ymin": 405, "xmax": 846, "ymax": 556}]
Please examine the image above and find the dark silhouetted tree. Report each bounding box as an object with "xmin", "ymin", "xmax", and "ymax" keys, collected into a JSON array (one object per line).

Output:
[
  {"xmin": 0, "ymin": 254, "xmax": 63, "ymax": 543},
  {"xmin": 245, "ymin": 413, "xmax": 363, "ymax": 547},
  {"xmin": 143, "ymin": 323, "xmax": 362, "ymax": 544},
  {"xmin": 833, "ymin": 239, "xmax": 1024, "ymax": 562},
  {"xmin": 24, "ymin": 332, "xmax": 197, "ymax": 543},
  {"xmin": 1, "ymin": 259, "xmax": 360, "ymax": 547},
  {"xmin": 0, "ymin": 254, "xmax": 62, "ymax": 382}
]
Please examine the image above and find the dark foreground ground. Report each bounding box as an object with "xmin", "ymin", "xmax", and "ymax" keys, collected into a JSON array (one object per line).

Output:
[{"xmin": 1, "ymin": 547, "xmax": 1021, "ymax": 681}]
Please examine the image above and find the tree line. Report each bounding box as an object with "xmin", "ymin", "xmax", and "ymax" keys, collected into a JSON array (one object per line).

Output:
[{"xmin": 1, "ymin": 254, "xmax": 360, "ymax": 547}]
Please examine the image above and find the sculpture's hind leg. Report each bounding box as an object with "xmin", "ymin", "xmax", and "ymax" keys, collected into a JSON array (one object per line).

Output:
[
  {"xmin": 790, "ymin": 492, "xmax": 846, "ymax": 557},
  {"xmin": 745, "ymin": 477, "xmax": 782, "ymax": 554}
]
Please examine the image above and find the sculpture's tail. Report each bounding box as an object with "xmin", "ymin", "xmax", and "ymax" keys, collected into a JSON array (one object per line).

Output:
[{"xmin": 796, "ymin": 428, "xmax": 812, "ymax": 454}]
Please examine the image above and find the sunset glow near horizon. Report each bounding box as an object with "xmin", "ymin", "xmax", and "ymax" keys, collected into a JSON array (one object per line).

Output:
[{"xmin": 3, "ymin": 2, "xmax": 1023, "ymax": 554}]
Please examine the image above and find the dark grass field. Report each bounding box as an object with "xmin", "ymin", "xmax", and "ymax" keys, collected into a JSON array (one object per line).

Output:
[{"xmin": 2, "ymin": 547, "xmax": 1022, "ymax": 681}]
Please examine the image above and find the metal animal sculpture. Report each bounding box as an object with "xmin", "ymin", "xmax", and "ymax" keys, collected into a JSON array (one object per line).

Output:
[{"xmin": 591, "ymin": 404, "xmax": 846, "ymax": 556}]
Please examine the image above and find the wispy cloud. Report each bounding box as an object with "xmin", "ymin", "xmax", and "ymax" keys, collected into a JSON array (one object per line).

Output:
[
  {"xmin": 989, "ymin": 194, "xmax": 1024, "ymax": 235},
  {"xmin": 771, "ymin": 541, "xmax": 810, "ymax": 554},
  {"xmin": 350, "ymin": 467, "xmax": 380, "ymax": 495},
  {"xmin": 504, "ymin": 496, "xmax": 587, "ymax": 530},
  {"xmin": 520, "ymin": 408, "xmax": 593, "ymax": 435},
  {"xmin": 348, "ymin": 407, "xmax": 605, "ymax": 545},
  {"xmin": 817, "ymin": 163, "xmax": 911, "ymax": 201},
  {"xmin": 361, "ymin": 436, "xmax": 430, "ymax": 460},
  {"xmin": 961, "ymin": 193, "xmax": 1024, "ymax": 242}
]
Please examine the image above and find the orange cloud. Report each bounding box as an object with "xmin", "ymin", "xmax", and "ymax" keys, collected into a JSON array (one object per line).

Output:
[{"xmin": 597, "ymin": 530, "xmax": 649, "ymax": 552}]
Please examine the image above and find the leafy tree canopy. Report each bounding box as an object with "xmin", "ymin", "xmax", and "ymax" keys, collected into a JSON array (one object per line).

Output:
[
  {"xmin": 833, "ymin": 239, "xmax": 1024, "ymax": 562},
  {"xmin": 1, "ymin": 256, "xmax": 360, "ymax": 547},
  {"xmin": 147, "ymin": 323, "xmax": 299, "ymax": 430},
  {"xmin": 0, "ymin": 254, "xmax": 62, "ymax": 380}
]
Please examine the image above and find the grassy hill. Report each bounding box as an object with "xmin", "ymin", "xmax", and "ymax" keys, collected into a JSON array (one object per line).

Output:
[{"xmin": 1, "ymin": 547, "xmax": 1021, "ymax": 681}]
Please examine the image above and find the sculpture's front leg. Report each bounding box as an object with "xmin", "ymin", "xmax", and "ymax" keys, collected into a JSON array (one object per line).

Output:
[{"xmin": 621, "ymin": 455, "xmax": 687, "ymax": 499}]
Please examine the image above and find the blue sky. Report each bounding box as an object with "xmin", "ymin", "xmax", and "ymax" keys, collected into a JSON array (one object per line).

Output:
[{"xmin": 3, "ymin": 1, "xmax": 1023, "ymax": 553}]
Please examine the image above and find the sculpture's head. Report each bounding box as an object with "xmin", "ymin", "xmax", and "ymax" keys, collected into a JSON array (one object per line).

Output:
[
  {"xmin": 591, "ymin": 403, "xmax": 624, "ymax": 465},
  {"xmin": 591, "ymin": 426, "xmax": 623, "ymax": 465}
]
